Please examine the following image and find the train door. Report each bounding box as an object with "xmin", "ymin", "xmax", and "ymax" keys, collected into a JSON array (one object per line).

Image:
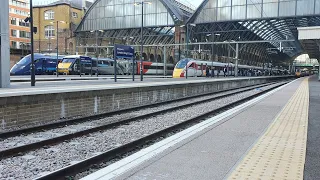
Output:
[
  {"xmin": 194, "ymin": 63, "xmax": 200, "ymax": 77},
  {"xmin": 187, "ymin": 62, "xmax": 197, "ymax": 77},
  {"xmin": 73, "ymin": 59, "xmax": 79, "ymax": 74},
  {"xmin": 34, "ymin": 58, "xmax": 45, "ymax": 75},
  {"xmin": 44, "ymin": 58, "xmax": 56, "ymax": 74}
]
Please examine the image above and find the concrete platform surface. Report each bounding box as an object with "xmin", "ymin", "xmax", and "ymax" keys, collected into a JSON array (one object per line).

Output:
[
  {"xmin": 81, "ymin": 78, "xmax": 304, "ymax": 180},
  {"xmin": 10, "ymin": 75, "xmax": 172, "ymax": 82},
  {"xmin": 304, "ymin": 76, "xmax": 320, "ymax": 180},
  {"xmin": 0, "ymin": 76, "xmax": 283, "ymax": 97},
  {"xmin": 228, "ymin": 78, "xmax": 309, "ymax": 179}
]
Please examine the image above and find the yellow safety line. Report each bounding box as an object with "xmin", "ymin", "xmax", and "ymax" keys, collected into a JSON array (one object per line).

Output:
[{"xmin": 228, "ymin": 78, "xmax": 309, "ymax": 180}]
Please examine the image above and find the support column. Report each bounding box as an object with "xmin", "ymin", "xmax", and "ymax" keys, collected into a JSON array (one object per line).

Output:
[
  {"xmin": 227, "ymin": 44, "xmax": 230, "ymax": 75},
  {"xmin": 318, "ymin": 64, "xmax": 320, "ymax": 80},
  {"xmin": 235, "ymin": 43, "xmax": 239, "ymax": 77},
  {"xmin": 174, "ymin": 25, "xmax": 182, "ymax": 62},
  {"xmin": 163, "ymin": 46, "xmax": 167, "ymax": 76},
  {"xmin": 0, "ymin": 0, "xmax": 10, "ymax": 88}
]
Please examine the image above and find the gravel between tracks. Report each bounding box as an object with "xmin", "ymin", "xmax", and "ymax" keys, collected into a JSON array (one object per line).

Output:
[
  {"xmin": 0, "ymin": 84, "xmax": 267, "ymax": 151},
  {"xmin": 0, "ymin": 82, "xmax": 281, "ymax": 180}
]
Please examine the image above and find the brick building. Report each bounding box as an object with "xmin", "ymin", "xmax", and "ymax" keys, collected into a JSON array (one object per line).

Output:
[
  {"xmin": 33, "ymin": 0, "xmax": 90, "ymax": 55},
  {"xmin": 9, "ymin": 0, "xmax": 31, "ymax": 50}
]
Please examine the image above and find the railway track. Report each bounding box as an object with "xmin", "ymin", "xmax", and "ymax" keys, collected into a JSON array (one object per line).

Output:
[
  {"xmin": 0, "ymin": 81, "xmax": 277, "ymax": 158},
  {"xmin": 0, "ymin": 80, "xmax": 291, "ymax": 180}
]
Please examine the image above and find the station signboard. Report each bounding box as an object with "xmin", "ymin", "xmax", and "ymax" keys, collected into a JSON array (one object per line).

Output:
[
  {"xmin": 114, "ymin": 44, "xmax": 135, "ymax": 82},
  {"xmin": 114, "ymin": 44, "xmax": 134, "ymax": 59}
]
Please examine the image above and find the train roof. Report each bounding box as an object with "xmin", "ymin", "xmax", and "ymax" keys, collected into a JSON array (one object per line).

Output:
[
  {"xmin": 179, "ymin": 58, "xmax": 265, "ymax": 69},
  {"xmin": 91, "ymin": 57, "xmax": 114, "ymax": 61},
  {"xmin": 25, "ymin": 53, "xmax": 65, "ymax": 59},
  {"xmin": 63, "ymin": 55, "xmax": 91, "ymax": 58}
]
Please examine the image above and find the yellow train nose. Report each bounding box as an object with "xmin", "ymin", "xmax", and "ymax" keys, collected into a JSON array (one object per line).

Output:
[{"xmin": 173, "ymin": 69, "xmax": 184, "ymax": 78}]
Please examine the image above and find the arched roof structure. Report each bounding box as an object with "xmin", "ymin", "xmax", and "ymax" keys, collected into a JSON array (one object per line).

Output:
[
  {"xmin": 187, "ymin": 0, "xmax": 320, "ymax": 62},
  {"xmin": 76, "ymin": 0, "xmax": 194, "ymax": 46}
]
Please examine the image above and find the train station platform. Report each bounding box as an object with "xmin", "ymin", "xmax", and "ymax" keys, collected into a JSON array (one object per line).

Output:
[
  {"xmin": 1, "ymin": 76, "xmax": 283, "ymax": 96},
  {"xmin": 0, "ymin": 76, "xmax": 292, "ymax": 134},
  {"xmin": 82, "ymin": 76, "xmax": 319, "ymax": 180},
  {"xmin": 10, "ymin": 75, "xmax": 172, "ymax": 82}
]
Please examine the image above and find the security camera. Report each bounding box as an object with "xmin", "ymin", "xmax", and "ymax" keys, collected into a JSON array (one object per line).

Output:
[{"xmin": 24, "ymin": 17, "xmax": 30, "ymax": 22}]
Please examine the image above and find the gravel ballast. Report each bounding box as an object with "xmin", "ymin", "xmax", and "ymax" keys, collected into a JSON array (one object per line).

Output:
[{"xmin": 0, "ymin": 84, "xmax": 267, "ymax": 151}]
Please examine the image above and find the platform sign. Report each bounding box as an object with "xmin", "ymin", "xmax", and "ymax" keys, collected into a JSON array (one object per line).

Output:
[
  {"xmin": 115, "ymin": 45, "xmax": 134, "ymax": 59},
  {"xmin": 114, "ymin": 44, "xmax": 135, "ymax": 82}
]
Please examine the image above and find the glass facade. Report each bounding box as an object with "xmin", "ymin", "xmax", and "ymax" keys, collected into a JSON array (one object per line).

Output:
[
  {"xmin": 79, "ymin": 0, "xmax": 175, "ymax": 31},
  {"xmin": 195, "ymin": 0, "xmax": 318, "ymax": 23}
]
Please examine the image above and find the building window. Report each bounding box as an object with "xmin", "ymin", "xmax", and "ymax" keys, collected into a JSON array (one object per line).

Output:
[
  {"xmin": 19, "ymin": 19, "xmax": 29, "ymax": 27},
  {"xmin": 20, "ymin": 31, "xmax": 30, "ymax": 38},
  {"xmin": 44, "ymin": 10, "xmax": 55, "ymax": 20},
  {"xmin": 45, "ymin": 25, "xmax": 55, "ymax": 38},
  {"xmin": 20, "ymin": 31, "xmax": 26, "ymax": 38},
  {"xmin": 11, "ymin": 18, "xmax": 16, "ymax": 25},
  {"xmin": 11, "ymin": 41, "xmax": 17, "ymax": 48},
  {"xmin": 72, "ymin": 12, "xmax": 78, "ymax": 18},
  {"xmin": 10, "ymin": 0, "xmax": 26, "ymax": 8},
  {"xmin": 11, "ymin": 29, "xmax": 17, "ymax": 37}
]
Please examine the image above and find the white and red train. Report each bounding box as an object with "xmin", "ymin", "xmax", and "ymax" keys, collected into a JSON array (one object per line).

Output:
[
  {"xmin": 117, "ymin": 60, "xmax": 174, "ymax": 75},
  {"xmin": 172, "ymin": 58, "xmax": 278, "ymax": 78}
]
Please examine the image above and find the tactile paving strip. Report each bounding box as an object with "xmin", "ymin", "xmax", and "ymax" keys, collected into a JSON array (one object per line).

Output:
[{"xmin": 228, "ymin": 78, "xmax": 309, "ymax": 180}]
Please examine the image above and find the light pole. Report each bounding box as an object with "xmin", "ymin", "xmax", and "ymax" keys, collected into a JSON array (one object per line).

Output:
[
  {"xmin": 207, "ymin": 33, "xmax": 220, "ymax": 77},
  {"xmin": 180, "ymin": 23, "xmax": 196, "ymax": 79},
  {"xmin": 134, "ymin": 1, "xmax": 151, "ymax": 81},
  {"xmin": 90, "ymin": 30, "xmax": 104, "ymax": 76},
  {"xmin": 21, "ymin": 43, "xmax": 25, "ymax": 57},
  {"xmin": 29, "ymin": 0, "xmax": 35, "ymax": 86},
  {"xmin": 50, "ymin": 21, "xmax": 66, "ymax": 77},
  {"xmin": 48, "ymin": 36, "xmax": 51, "ymax": 53}
]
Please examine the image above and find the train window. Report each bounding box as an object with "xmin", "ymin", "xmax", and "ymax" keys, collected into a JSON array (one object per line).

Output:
[
  {"xmin": 62, "ymin": 58, "xmax": 76, "ymax": 63},
  {"xmin": 188, "ymin": 63, "xmax": 195, "ymax": 68},
  {"xmin": 167, "ymin": 66, "xmax": 174, "ymax": 70},
  {"xmin": 45, "ymin": 59, "xmax": 56, "ymax": 64},
  {"xmin": 176, "ymin": 59, "xmax": 189, "ymax": 69},
  {"xmin": 17, "ymin": 56, "xmax": 31, "ymax": 65}
]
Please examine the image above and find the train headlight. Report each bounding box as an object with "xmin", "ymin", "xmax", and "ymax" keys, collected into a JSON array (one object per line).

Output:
[{"xmin": 69, "ymin": 68, "xmax": 72, "ymax": 71}]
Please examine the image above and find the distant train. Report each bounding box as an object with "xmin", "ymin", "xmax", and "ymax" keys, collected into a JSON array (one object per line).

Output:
[
  {"xmin": 10, "ymin": 53, "xmax": 64, "ymax": 75},
  {"xmin": 117, "ymin": 60, "xmax": 174, "ymax": 75},
  {"xmin": 295, "ymin": 68, "xmax": 311, "ymax": 78},
  {"xmin": 173, "ymin": 58, "xmax": 281, "ymax": 78},
  {"xmin": 10, "ymin": 54, "xmax": 174, "ymax": 76},
  {"xmin": 57, "ymin": 55, "xmax": 119, "ymax": 75}
]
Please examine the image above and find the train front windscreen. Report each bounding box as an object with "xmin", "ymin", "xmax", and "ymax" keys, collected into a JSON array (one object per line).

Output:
[
  {"xmin": 173, "ymin": 59, "xmax": 190, "ymax": 78},
  {"xmin": 175, "ymin": 59, "xmax": 190, "ymax": 69},
  {"xmin": 10, "ymin": 55, "xmax": 31, "ymax": 75}
]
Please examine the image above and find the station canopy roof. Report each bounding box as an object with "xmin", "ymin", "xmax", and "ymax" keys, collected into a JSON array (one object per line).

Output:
[
  {"xmin": 187, "ymin": 0, "xmax": 320, "ymax": 60},
  {"xmin": 76, "ymin": 0, "xmax": 320, "ymax": 62},
  {"xmin": 76, "ymin": 0, "xmax": 195, "ymax": 45}
]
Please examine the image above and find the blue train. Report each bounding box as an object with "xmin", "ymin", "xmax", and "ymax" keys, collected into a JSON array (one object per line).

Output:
[{"xmin": 10, "ymin": 54, "xmax": 65, "ymax": 75}]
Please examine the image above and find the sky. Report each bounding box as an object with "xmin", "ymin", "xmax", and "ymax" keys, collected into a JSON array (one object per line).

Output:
[{"xmin": 32, "ymin": 0, "xmax": 204, "ymax": 7}]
